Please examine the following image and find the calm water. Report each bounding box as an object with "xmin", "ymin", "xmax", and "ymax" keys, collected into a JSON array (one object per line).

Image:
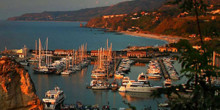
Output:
[
  {"xmin": 0, "ymin": 20, "xmax": 167, "ymax": 51},
  {"xmin": 0, "ymin": 21, "xmax": 172, "ymax": 109}
]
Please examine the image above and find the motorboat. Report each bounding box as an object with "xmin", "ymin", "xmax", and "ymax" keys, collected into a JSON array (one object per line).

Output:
[
  {"xmin": 164, "ymin": 79, "xmax": 172, "ymax": 87},
  {"xmin": 91, "ymin": 80, "xmax": 109, "ymax": 90},
  {"xmin": 34, "ymin": 66, "xmax": 50, "ymax": 74},
  {"xmin": 91, "ymin": 68, "xmax": 107, "ymax": 79},
  {"xmin": 147, "ymin": 73, "xmax": 162, "ymax": 79},
  {"xmin": 137, "ymin": 72, "xmax": 148, "ymax": 82},
  {"xmin": 120, "ymin": 81, "xmax": 161, "ymax": 92},
  {"xmin": 19, "ymin": 60, "xmax": 29, "ymax": 66},
  {"xmin": 61, "ymin": 70, "xmax": 72, "ymax": 75},
  {"xmin": 121, "ymin": 77, "xmax": 132, "ymax": 86},
  {"xmin": 111, "ymin": 81, "xmax": 119, "ymax": 91},
  {"xmin": 114, "ymin": 71, "xmax": 125, "ymax": 79},
  {"xmin": 42, "ymin": 87, "xmax": 65, "ymax": 110}
]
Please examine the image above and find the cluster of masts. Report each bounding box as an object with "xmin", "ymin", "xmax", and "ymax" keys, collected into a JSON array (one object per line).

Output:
[
  {"xmin": 91, "ymin": 39, "xmax": 113, "ymax": 79},
  {"xmin": 61, "ymin": 43, "xmax": 89, "ymax": 75},
  {"xmin": 33, "ymin": 38, "xmax": 89, "ymax": 74}
]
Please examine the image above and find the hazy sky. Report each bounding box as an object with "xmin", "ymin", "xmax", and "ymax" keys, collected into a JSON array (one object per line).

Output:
[{"xmin": 0, "ymin": 0, "xmax": 129, "ymax": 20}]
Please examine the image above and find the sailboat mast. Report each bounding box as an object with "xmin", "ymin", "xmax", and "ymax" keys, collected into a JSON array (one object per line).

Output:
[
  {"xmin": 107, "ymin": 38, "xmax": 108, "ymax": 50},
  {"xmin": 85, "ymin": 43, "xmax": 87, "ymax": 59},
  {"xmin": 39, "ymin": 38, "xmax": 41, "ymax": 68},
  {"xmin": 46, "ymin": 37, "xmax": 48, "ymax": 65},
  {"xmin": 35, "ymin": 40, "xmax": 37, "ymax": 59},
  {"xmin": 72, "ymin": 49, "xmax": 74, "ymax": 67}
]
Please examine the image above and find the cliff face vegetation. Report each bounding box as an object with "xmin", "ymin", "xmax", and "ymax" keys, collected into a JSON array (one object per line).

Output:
[
  {"xmin": 86, "ymin": 10, "xmax": 220, "ymax": 37},
  {"xmin": 0, "ymin": 58, "xmax": 43, "ymax": 110},
  {"xmin": 86, "ymin": 0, "xmax": 220, "ymax": 37}
]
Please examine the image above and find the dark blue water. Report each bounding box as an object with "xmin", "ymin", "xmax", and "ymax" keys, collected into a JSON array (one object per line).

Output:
[
  {"xmin": 0, "ymin": 20, "xmax": 169, "ymax": 109},
  {"xmin": 0, "ymin": 21, "xmax": 166, "ymax": 51}
]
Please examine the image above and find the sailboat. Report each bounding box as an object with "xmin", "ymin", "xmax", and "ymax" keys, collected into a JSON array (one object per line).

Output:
[
  {"xmin": 34, "ymin": 38, "xmax": 49, "ymax": 73},
  {"xmin": 34, "ymin": 38, "xmax": 55, "ymax": 74},
  {"xmin": 91, "ymin": 48, "xmax": 107, "ymax": 79},
  {"xmin": 28, "ymin": 40, "xmax": 39, "ymax": 62},
  {"xmin": 61, "ymin": 57, "xmax": 72, "ymax": 75}
]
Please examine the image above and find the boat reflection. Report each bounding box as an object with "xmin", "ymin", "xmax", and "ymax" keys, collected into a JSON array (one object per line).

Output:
[
  {"xmin": 119, "ymin": 92, "xmax": 152, "ymax": 102},
  {"xmin": 134, "ymin": 62, "xmax": 146, "ymax": 66},
  {"xmin": 92, "ymin": 90, "xmax": 109, "ymax": 107}
]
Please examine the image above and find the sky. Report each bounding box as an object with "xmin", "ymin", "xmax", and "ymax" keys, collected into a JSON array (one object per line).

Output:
[{"xmin": 0, "ymin": 0, "xmax": 129, "ymax": 20}]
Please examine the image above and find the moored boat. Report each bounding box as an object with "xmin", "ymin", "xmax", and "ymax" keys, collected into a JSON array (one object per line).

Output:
[
  {"xmin": 61, "ymin": 70, "xmax": 72, "ymax": 75},
  {"xmin": 111, "ymin": 80, "xmax": 119, "ymax": 91},
  {"xmin": 137, "ymin": 72, "xmax": 148, "ymax": 82},
  {"xmin": 120, "ymin": 81, "xmax": 161, "ymax": 92},
  {"xmin": 147, "ymin": 73, "xmax": 162, "ymax": 79},
  {"xmin": 19, "ymin": 60, "xmax": 29, "ymax": 66},
  {"xmin": 91, "ymin": 80, "xmax": 109, "ymax": 90},
  {"xmin": 164, "ymin": 79, "xmax": 172, "ymax": 87},
  {"xmin": 114, "ymin": 71, "xmax": 125, "ymax": 79},
  {"xmin": 42, "ymin": 87, "xmax": 65, "ymax": 110},
  {"xmin": 91, "ymin": 67, "xmax": 107, "ymax": 79},
  {"xmin": 121, "ymin": 76, "xmax": 132, "ymax": 86}
]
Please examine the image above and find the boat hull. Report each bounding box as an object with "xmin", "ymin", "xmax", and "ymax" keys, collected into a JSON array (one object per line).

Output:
[
  {"xmin": 92, "ymin": 86, "xmax": 109, "ymax": 90},
  {"xmin": 125, "ymin": 86, "xmax": 159, "ymax": 92}
]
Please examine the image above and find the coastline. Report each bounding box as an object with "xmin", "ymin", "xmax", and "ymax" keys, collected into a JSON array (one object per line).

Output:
[{"xmin": 120, "ymin": 31, "xmax": 186, "ymax": 44}]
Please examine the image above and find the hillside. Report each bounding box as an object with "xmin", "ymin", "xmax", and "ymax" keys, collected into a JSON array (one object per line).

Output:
[
  {"xmin": 8, "ymin": 0, "xmax": 166, "ymax": 21},
  {"xmin": 86, "ymin": 3, "xmax": 220, "ymax": 38}
]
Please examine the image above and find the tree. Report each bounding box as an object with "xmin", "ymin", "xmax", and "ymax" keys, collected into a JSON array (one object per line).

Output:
[{"xmin": 169, "ymin": 0, "xmax": 207, "ymax": 46}]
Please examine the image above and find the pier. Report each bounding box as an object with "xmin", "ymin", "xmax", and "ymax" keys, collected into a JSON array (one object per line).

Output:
[
  {"xmin": 109, "ymin": 58, "xmax": 121, "ymax": 76},
  {"xmin": 158, "ymin": 59, "xmax": 170, "ymax": 79}
]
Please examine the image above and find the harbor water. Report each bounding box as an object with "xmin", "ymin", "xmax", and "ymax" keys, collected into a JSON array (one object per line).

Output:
[{"xmin": 0, "ymin": 20, "xmax": 176, "ymax": 109}]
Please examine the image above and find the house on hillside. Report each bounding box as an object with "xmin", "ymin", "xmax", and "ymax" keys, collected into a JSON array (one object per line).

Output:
[
  {"xmin": 158, "ymin": 47, "xmax": 178, "ymax": 53},
  {"xmin": 189, "ymin": 34, "xmax": 196, "ymax": 38}
]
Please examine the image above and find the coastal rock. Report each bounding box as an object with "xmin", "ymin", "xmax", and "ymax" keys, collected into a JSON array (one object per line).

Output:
[{"xmin": 0, "ymin": 58, "xmax": 43, "ymax": 110}]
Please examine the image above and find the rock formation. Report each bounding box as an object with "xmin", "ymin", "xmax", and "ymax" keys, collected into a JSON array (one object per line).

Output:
[{"xmin": 0, "ymin": 58, "xmax": 43, "ymax": 110}]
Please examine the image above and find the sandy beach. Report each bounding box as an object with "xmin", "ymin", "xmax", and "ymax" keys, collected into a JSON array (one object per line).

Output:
[{"xmin": 120, "ymin": 31, "xmax": 187, "ymax": 44}]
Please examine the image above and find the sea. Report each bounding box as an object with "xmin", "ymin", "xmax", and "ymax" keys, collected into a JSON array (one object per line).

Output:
[{"xmin": 0, "ymin": 20, "xmax": 186, "ymax": 109}]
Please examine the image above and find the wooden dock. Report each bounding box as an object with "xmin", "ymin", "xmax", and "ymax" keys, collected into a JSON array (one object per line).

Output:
[
  {"xmin": 158, "ymin": 59, "xmax": 170, "ymax": 79},
  {"xmin": 109, "ymin": 58, "xmax": 121, "ymax": 77}
]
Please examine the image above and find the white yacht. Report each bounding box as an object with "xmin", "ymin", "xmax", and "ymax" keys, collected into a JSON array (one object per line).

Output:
[
  {"xmin": 137, "ymin": 72, "xmax": 148, "ymax": 82},
  {"xmin": 164, "ymin": 79, "xmax": 172, "ymax": 87},
  {"xmin": 91, "ymin": 68, "xmax": 107, "ymax": 79},
  {"xmin": 34, "ymin": 66, "xmax": 49, "ymax": 73},
  {"xmin": 121, "ymin": 77, "xmax": 131, "ymax": 86},
  {"xmin": 147, "ymin": 73, "xmax": 162, "ymax": 79},
  {"xmin": 114, "ymin": 71, "xmax": 125, "ymax": 79},
  {"xmin": 91, "ymin": 80, "xmax": 109, "ymax": 90},
  {"xmin": 120, "ymin": 81, "xmax": 161, "ymax": 92},
  {"xmin": 61, "ymin": 70, "xmax": 72, "ymax": 75},
  {"xmin": 42, "ymin": 87, "xmax": 65, "ymax": 110}
]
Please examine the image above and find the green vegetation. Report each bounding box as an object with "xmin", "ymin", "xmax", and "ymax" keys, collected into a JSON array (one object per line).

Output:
[
  {"xmin": 86, "ymin": 0, "xmax": 220, "ymax": 38},
  {"xmin": 86, "ymin": 12, "xmax": 219, "ymax": 38}
]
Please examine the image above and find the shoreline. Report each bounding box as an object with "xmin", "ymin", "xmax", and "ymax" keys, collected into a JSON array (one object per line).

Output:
[{"xmin": 119, "ymin": 31, "xmax": 186, "ymax": 44}]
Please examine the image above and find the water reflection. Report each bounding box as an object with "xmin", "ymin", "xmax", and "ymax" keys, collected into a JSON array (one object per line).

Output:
[
  {"xmin": 92, "ymin": 90, "xmax": 109, "ymax": 106},
  {"xmin": 134, "ymin": 62, "xmax": 146, "ymax": 66},
  {"xmin": 119, "ymin": 92, "xmax": 152, "ymax": 102}
]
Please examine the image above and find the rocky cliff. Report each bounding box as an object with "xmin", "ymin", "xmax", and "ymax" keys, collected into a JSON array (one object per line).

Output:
[{"xmin": 0, "ymin": 58, "xmax": 43, "ymax": 110}]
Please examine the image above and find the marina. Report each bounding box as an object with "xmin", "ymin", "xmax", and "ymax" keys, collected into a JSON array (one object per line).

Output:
[
  {"xmin": 0, "ymin": 21, "xmax": 177, "ymax": 109},
  {"xmin": 0, "ymin": 0, "xmax": 219, "ymax": 109}
]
